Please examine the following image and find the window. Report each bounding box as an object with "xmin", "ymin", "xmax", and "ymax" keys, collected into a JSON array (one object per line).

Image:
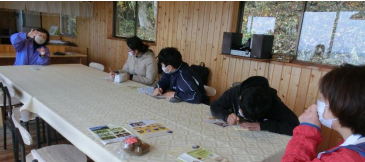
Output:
[
  {"xmin": 297, "ymin": 1, "xmax": 365, "ymax": 65},
  {"xmin": 60, "ymin": 14, "xmax": 77, "ymax": 37},
  {"xmin": 238, "ymin": 1, "xmax": 365, "ymax": 66},
  {"xmin": 239, "ymin": 2, "xmax": 303, "ymax": 55},
  {"xmin": 114, "ymin": 1, "xmax": 157, "ymax": 42}
]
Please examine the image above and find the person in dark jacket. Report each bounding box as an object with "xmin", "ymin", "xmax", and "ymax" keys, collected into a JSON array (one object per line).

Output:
[
  {"xmin": 210, "ymin": 76, "xmax": 299, "ymax": 135},
  {"xmin": 153, "ymin": 47, "xmax": 209, "ymax": 104}
]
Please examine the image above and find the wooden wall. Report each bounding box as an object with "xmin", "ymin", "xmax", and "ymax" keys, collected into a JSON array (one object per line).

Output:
[
  {"xmin": 41, "ymin": 15, "xmax": 59, "ymax": 31},
  {"xmin": 40, "ymin": 1, "xmax": 341, "ymax": 152}
]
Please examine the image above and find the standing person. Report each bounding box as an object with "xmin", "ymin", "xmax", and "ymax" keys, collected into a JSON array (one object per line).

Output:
[
  {"xmin": 110, "ymin": 36, "xmax": 157, "ymax": 86},
  {"xmin": 11, "ymin": 28, "xmax": 50, "ymax": 65},
  {"xmin": 152, "ymin": 47, "xmax": 209, "ymax": 104},
  {"xmin": 282, "ymin": 64, "xmax": 365, "ymax": 161},
  {"xmin": 210, "ymin": 76, "xmax": 299, "ymax": 136}
]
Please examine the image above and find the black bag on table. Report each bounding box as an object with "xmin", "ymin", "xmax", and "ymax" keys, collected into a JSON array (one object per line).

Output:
[{"xmin": 190, "ymin": 62, "xmax": 209, "ymax": 85}]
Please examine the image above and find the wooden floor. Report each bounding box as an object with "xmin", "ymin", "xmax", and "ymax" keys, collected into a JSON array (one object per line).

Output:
[{"xmin": 0, "ymin": 120, "xmax": 93, "ymax": 162}]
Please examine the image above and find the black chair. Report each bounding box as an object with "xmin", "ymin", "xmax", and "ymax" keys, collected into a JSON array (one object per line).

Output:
[
  {"xmin": 1, "ymin": 83, "xmax": 42, "ymax": 150},
  {"xmin": 1, "ymin": 82, "xmax": 21, "ymax": 150}
]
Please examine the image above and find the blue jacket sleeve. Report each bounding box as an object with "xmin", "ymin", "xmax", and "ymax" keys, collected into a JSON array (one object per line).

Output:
[
  {"xmin": 11, "ymin": 32, "xmax": 27, "ymax": 52},
  {"xmin": 36, "ymin": 47, "xmax": 51, "ymax": 65},
  {"xmin": 157, "ymin": 73, "xmax": 170, "ymax": 92},
  {"xmin": 174, "ymin": 72, "xmax": 202, "ymax": 104}
]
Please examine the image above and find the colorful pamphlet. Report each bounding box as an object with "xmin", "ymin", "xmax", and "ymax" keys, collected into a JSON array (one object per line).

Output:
[
  {"xmin": 168, "ymin": 144, "xmax": 228, "ymax": 162},
  {"xmin": 89, "ymin": 124, "xmax": 133, "ymax": 145},
  {"xmin": 128, "ymin": 120, "xmax": 172, "ymax": 138}
]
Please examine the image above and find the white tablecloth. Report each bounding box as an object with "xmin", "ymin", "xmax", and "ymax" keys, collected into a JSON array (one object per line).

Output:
[{"xmin": 0, "ymin": 64, "xmax": 291, "ymax": 162}]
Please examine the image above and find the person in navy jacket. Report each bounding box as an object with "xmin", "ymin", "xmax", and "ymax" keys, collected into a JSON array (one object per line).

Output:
[
  {"xmin": 11, "ymin": 28, "xmax": 50, "ymax": 65},
  {"xmin": 153, "ymin": 47, "xmax": 209, "ymax": 104}
]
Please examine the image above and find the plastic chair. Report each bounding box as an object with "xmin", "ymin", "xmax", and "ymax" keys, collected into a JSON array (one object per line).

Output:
[
  {"xmin": 232, "ymin": 82, "xmax": 241, "ymax": 87},
  {"xmin": 89, "ymin": 62, "xmax": 105, "ymax": 71},
  {"xmin": 204, "ymin": 85, "xmax": 217, "ymax": 97},
  {"xmin": 11, "ymin": 110, "xmax": 87, "ymax": 162}
]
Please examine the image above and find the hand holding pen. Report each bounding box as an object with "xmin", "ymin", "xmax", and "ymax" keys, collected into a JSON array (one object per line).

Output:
[
  {"xmin": 227, "ymin": 102, "xmax": 240, "ymax": 125},
  {"xmin": 109, "ymin": 67, "xmax": 115, "ymax": 79},
  {"xmin": 153, "ymin": 84, "xmax": 163, "ymax": 96}
]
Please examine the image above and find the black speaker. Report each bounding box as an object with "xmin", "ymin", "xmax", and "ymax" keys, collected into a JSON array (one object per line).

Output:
[
  {"xmin": 250, "ymin": 34, "xmax": 274, "ymax": 59},
  {"xmin": 221, "ymin": 32, "xmax": 242, "ymax": 54}
]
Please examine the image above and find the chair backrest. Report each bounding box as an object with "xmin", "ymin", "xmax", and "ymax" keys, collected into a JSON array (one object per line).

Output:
[
  {"xmin": 12, "ymin": 111, "xmax": 33, "ymax": 146},
  {"xmin": 11, "ymin": 111, "xmax": 32, "ymax": 162},
  {"xmin": 232, "ymin": 82, "xmax": 241, "ymax": 87},
  {"xmin": 0, "ymin": 82, "xmax": 5, "ymax": 106},
  {"xmin": 3, "ymin": 86, "xmax": 15, "ymax": 116},
  {"xmin": 89, "ymin": 62, "xmax": 105, "ymax": 71},
  {"xmin": 204, "ymin": 85, "xmax": 216, "ymax": 97}
]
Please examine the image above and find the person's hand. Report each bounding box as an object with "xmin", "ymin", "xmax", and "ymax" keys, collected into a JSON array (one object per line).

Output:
[
  {"xmin": 153, "ymin": 88, "xmax": 163, "ymax": 96},
  {"xmin": 37, "ymin": 47, "xmax": 46, "ymax": 56},
  {"xmin": 240, "ymin": 122, "xmax": 260, "ymax": 131},
  {"xmin": 227, "ymin": 113, "xmax": 240, "ymax": 125},
  {"xmin": 163, "ymin": 91, "xmax": 175, "ymax": 98},
  {"xmin": 299, "ymin": 104, "xmax": 321, "ymax": 128},
  {"xmin": 27, "ymin": 29, "xmax": 38, "ymax": 38},
  {"xmin": 109, "ymin": 71, "xmax": 115, "ymax": 79}
]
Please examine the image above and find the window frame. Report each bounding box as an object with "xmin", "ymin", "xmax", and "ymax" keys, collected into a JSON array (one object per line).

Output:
[
  {"xmin": 60, "ymin": 14, "xmax": 77, "ymax": 38},
  {"xmin": 113, "ymin": 1, "xmax": 157, "ymax": 43}
]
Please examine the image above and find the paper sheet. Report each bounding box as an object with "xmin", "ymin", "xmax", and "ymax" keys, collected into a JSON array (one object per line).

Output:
[{"xmin": 137, "ymin": 87, "xmax": 165, "ymax": 99}]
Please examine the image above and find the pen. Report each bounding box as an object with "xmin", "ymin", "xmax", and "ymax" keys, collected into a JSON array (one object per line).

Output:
[{"xmin": 232, "ymin": 102, "xmax": 239, "ymax": 125}]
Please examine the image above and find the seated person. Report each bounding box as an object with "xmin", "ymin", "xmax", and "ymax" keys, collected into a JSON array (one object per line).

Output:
[
  {"xmin": 282, "ymin": 64, "xmax": 365, "ymax": 161},
  {"xmin": 110, "ymin": 36, "xmax": 158, "ymax": 86},
  {"xmin": 11, "ymin": 28, "xmax": 50, "ymax": 65},
  {"xmin": 152, "ymin": 47, "xmax": 209, "ymax": 104},
  {"xmin": 210, "ymin": 76, "xmax": 299, "ymax": 135}
]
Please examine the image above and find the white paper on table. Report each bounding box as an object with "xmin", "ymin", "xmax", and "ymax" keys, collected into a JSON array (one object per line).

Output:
[{"xmin": 137, "ymin": 87, "xmax": 165, "ymax": 99}]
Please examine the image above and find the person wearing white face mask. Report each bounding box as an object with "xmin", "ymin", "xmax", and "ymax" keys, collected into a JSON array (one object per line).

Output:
[
  {"xmin": 282, "ymin": 64, "xmax": 365, "ymax": 162},
  {"xmin": 11, "ymin": 28, "xmax": 50, "ymax": 65},
  {"xmin": 109, "ymin": 36, "xmax": 158, "ymax": 86}
]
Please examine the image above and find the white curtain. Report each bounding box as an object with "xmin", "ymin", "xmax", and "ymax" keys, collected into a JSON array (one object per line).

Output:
[{"xmin": 0, "ymin": 1, "xmax": 93, "ymax": 18}]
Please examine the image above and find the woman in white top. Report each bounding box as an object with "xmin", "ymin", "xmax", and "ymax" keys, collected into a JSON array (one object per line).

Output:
[{"xmin": 110, "ymin": 36, "xmax": 158, "ymax": 86}]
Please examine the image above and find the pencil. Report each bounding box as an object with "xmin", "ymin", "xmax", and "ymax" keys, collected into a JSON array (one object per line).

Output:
[{"xmin": 231, "ymin": 102, "xmax": 236, "ymax": 115}]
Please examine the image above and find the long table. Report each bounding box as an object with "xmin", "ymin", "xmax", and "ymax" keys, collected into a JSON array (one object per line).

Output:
[{"xmin": 0, "ymin": 64, "xmax": 291, "ymax": 162}]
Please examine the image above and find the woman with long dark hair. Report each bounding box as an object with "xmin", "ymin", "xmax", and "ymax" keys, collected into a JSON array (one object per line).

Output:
[{"xmin": 110, "ymin": 36, "xmax": 157, "ymax": 86}]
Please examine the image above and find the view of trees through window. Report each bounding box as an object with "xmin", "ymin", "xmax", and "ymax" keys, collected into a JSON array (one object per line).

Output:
[
  {"xmin": 240, "ymin": 2, "xmax": 303, "ymax": 55},
  {"xmin": 297, "ymin": 1, "xmax": 365, "ymax": 65},
  {"xmin": 114, "ymin": 1, "xmax": 157, "ymax": 42},
  {"xmin": 61, "ymin": 15, "xmax": 76, "ymax": 36},
  {"xmin": 240, "ymin": 1, "xmax": 365, "ymax": 66}
]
